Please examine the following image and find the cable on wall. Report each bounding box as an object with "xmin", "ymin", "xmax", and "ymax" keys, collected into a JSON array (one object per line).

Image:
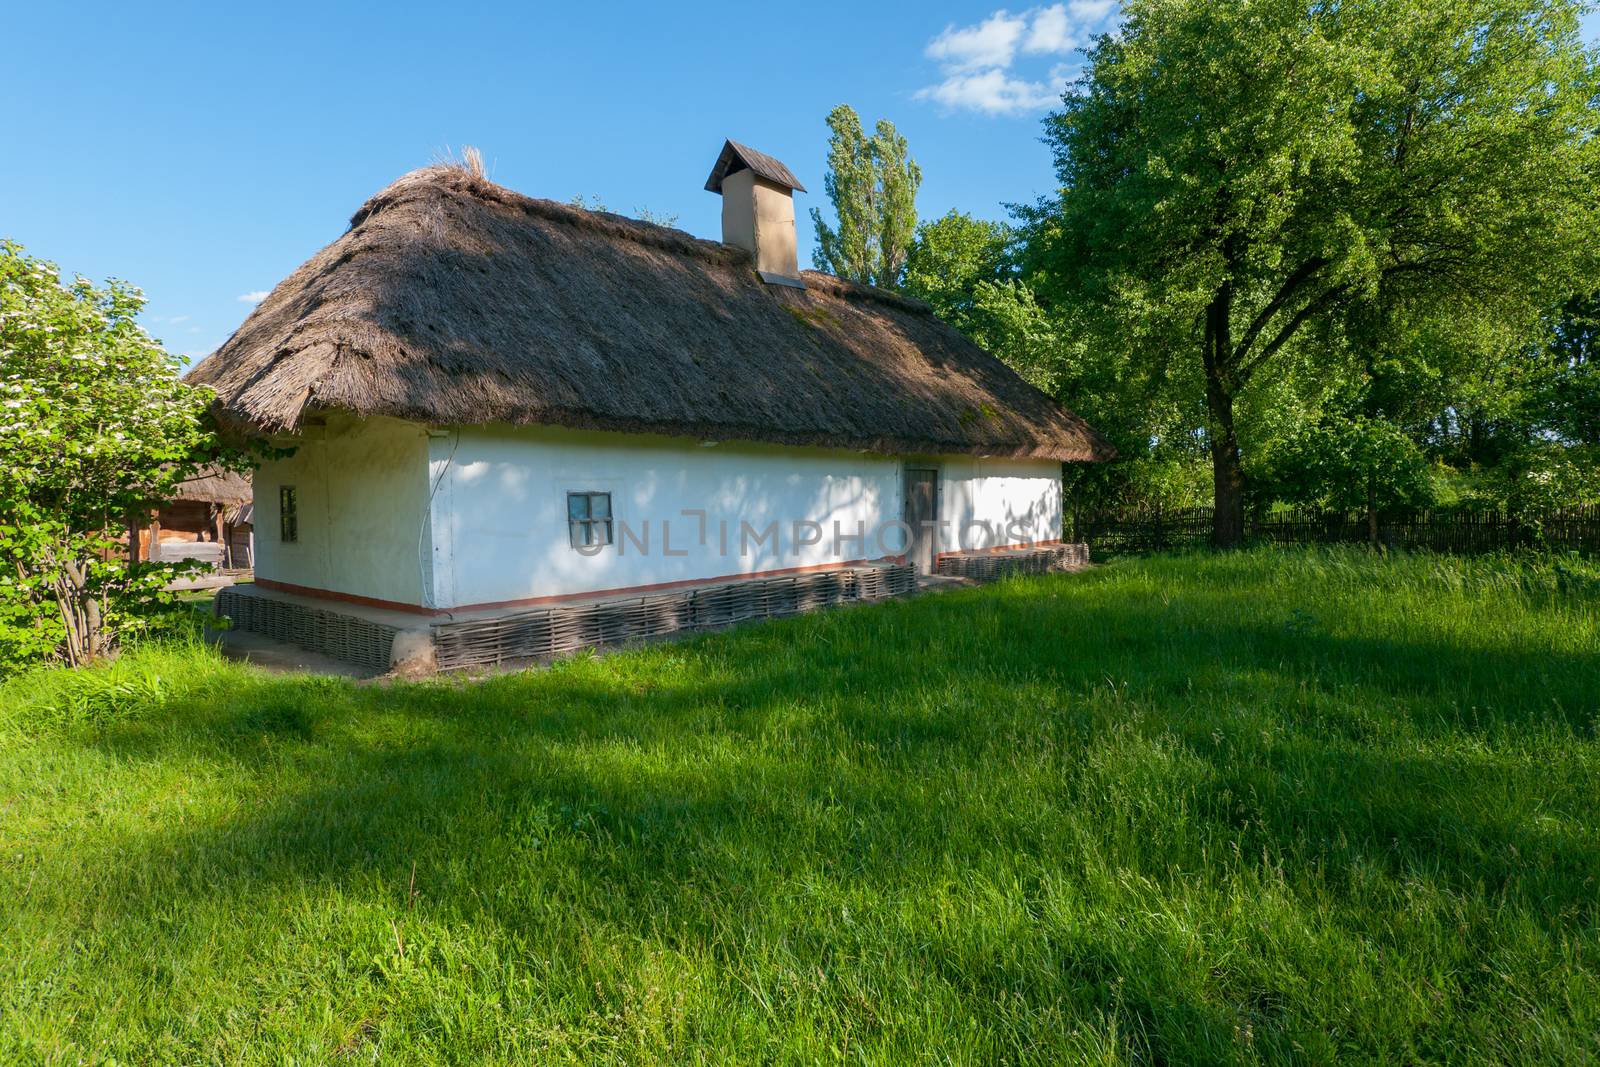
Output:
[{"xmin": 419, "ymin": 429, "xmax": 461, "ymax": 614}]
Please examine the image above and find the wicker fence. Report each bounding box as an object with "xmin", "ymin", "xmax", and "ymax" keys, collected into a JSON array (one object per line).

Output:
[
  {"xmin": 432, "ymin": 563, "xmax": 917, "ymax": 671},
  {"xmin": 1073, "ymin": 505, "xmax": 1600, "ymax": 555},
  {"xmin": 222, "ymin": 548, "xmax": 1109, "ymax": 674},
  {"xmin": 216, "ymin": 585, "xmax": 400, "ymax": 672},
  {"xmin": 936, "ymin": 542, "xmax": 1090, "ymax": 580}
]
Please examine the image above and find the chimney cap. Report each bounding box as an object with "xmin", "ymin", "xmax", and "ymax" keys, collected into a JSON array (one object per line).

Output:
[{"xmin": 704, "ymin": 139, "xmax": 808, "ymax": 195}]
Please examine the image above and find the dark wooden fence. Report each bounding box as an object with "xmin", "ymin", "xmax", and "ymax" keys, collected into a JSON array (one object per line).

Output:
[{"xmin": 1072, "ymin": 505, "xmax": 1600, "ymax": 555}]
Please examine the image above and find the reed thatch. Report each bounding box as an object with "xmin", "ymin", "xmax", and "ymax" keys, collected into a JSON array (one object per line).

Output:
[
  {"xmin": 172, "ymin": 465, "xmax": 252, "ymax": 505},
  {"xmin": 189, "ymin": 165, "xmax": 1113, "ymax": 462}
]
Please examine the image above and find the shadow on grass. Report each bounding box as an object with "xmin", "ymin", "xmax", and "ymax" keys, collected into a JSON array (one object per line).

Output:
[
  {"xmin": 87, "ymin": 563, "xmax": 1600, "ymax": 896},
  {"xmin": 46, "ymin": 556, "xmax": 1600, "ymax": 1057}
]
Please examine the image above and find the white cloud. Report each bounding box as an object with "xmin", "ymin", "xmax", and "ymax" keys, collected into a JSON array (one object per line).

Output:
[
  {"xmin": 916, "ymin": 3, "xmax": 1119, "ymax": 116},
  {"xmin": 237, "ymin": 290, "xmax": 269, "ymax": 304},
  {"xmin": 915, "ymin": 68, "xmax": 1063, "ymax": 116},
  {"xmin": 926, "ymin": 10, "xmax": 1028, "ymax": 71},
  {"xmin": 1069, "ymin": 0, "xmax": 1116, "ymax": 21},
  {"xmin": 1024, "ymin": 5, "xmax": 1074, "ymax": 54}
]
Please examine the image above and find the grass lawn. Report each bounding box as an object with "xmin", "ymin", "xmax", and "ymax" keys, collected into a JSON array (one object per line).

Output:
[{"xmin": 2, "ymin": 548, "xmax": 1598, "ymax": 1064}]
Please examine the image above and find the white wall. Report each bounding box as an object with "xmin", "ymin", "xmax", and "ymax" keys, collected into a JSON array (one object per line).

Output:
[
  {"xmin": 428, "ymin": 424, "xmax": 1066, "ymax": 610},
  {"xmin": 252, "ymin": 417, "xmax": 1066, "ymax": 611},
  {"xmin": 429, "ymin": 426, "xmax": 902, "ymax": 609},
  {"xmin": 252, "ymin": 415, "xmax": 432, "ymax": 606},
  {"xmin": 939, "ymin": 456, "xmax": 1064, "ymax": 553}
]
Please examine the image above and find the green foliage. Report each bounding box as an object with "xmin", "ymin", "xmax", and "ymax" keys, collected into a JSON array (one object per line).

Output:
[
  {"xmin": 810, "ymin": 105, "xmax": 922, "ymax": 289},
  {"xmin": 1259, "ymin": 413, "xmax": 1440, "ymax": 513},
  {"xmin": 902, "ymin": 210, "xmax": 1015, "ymax": 335},
  {"xmin": 970, "ymin": 279, "xmax": 1063, "ymax": 390},
  {"xmin": 1391, "ymin": 292, "xmax": 1600, "ymax": 515},
  {"xmin": 1531, "ymin": 294, "xmax": 1600, "ymax": 448},
  {"xmin": 2, "ymin": 552, "xmax": 1597, "ymax": 1060},
  {"xmin": 1026, "ymin": 0, "xmax": 1600, "ymax": 541},
  {"xmin": 1, "ymin": 625, "xmax": 209, "ymax": 732},
  {"xmin": 1487, "ymin": 444, "xmax": 1600, "ymax": 516},
  {"xmin": 895, "ymin": 204, "xmax": 1216, "ymax": 512},
  {"xmin": 1249, "ymin": 321, "xmax": 1457, "ymax": 515},
  {"xmin": 0, "ymin": 240, "xmax": 231, "ymax": 671},
  {"xmin": 954, "ymin": 276, "xmax": 1214, "ymax": 513}
]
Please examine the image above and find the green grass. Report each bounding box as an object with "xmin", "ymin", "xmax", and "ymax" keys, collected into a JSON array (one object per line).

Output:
[{"xmin": 2, "ymin": 548, "xmax": 1598, "ymax": 1064}]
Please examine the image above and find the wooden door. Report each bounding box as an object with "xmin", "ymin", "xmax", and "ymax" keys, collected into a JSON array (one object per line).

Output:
[{"xmin": 904, "ymin": 468, "xmax": 939, "ymax": 575}]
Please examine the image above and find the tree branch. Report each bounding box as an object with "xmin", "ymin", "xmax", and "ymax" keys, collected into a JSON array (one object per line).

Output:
[
  {"xmin": 1237, "ymin": 283, "xmax": 1351, "ymax": 384},
  {"xmin": 1232, "ymin": 256, "xmax": 1329, "ymax": 366}
]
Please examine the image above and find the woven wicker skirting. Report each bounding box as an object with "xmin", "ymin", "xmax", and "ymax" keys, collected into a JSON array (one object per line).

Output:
[
  {"xmin": 216, "ymin": 585, "xmax": 399, "ymax": 672},
  {"xmin": 935, "ymin": 542, "xmax": 1089, "ymax": 581},
  {"xmin": 432, "ymin": 562, "xmax": 917, "ymax": 671}
]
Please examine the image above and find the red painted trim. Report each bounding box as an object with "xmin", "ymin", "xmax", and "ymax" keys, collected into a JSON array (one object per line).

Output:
[
  {"xmin": 256, "ymin": 578, "xmax": 435, "ymax": 615},
  {"xmin": 257, "ymin": 555, "xmax": 907, "ymax": 617},
  {"xmin": 935, "ymin": 538, "xmax": 1062, "ymax": 562}
]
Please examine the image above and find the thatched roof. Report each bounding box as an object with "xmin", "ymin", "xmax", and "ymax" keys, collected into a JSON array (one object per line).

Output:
[
  {"xmin": 189, "ymin": 166, "xmax": 1113, "ymax": 463},
  {"xmin": 173, "ymin": 465, "xmax": 252, "ymax": 505}
]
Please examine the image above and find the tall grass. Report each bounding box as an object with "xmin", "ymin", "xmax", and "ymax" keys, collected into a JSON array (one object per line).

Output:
[{"xmin": 0, "ymin": 548, "xmax": 1596, "ymax": 1064}]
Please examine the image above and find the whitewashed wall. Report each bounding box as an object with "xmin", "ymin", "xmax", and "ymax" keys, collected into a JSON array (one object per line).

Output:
[
  {"xmin": 252, "ymin": 418, "xmax": 1066, "ymax": 611},
  {"xmin": 428, "ymin": 425, "xmax": 1065, "ymax": 610},
  {"xmin": 251, "ymin": 415, "xmax": 431, "ymax": 606},
  {"xmin": 428, "ymin": 426, "xmax": 901, "ymax": 609},
  {"xmin": 939, "ymin": 456, "xmax": 1064, "ymax": 551}
]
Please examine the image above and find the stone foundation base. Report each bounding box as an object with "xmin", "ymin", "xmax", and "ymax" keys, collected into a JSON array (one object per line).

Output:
[{"xmin": 217, "ymin": 548, "xmax": 1089, "ymax": 676}]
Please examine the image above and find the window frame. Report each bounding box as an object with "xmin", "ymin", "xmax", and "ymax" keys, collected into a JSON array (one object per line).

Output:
[
  {"xmin": 279, "ymin": 485, "xmax": 299, "ymax": 543},
  {"xmin": 566, "ymin": 491, "xmax": 613, "ymax": 550}
]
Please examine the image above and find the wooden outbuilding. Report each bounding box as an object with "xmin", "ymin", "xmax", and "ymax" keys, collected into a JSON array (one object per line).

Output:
[{"xmin": 135, "ymin": 467, "xmax": 253, "ymax": 569}]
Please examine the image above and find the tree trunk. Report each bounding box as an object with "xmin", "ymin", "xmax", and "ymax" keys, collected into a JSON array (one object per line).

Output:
[
  {"xmin": 1203, "ymin": 287, "xmax": 1247, "ymax": 549},
  {"xmin": 1210, "ymin": 420, "xmax": 1247, "ymax": 548}
]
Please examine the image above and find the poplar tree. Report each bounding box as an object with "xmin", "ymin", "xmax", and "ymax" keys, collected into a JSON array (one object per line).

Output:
[{"xmin": 811, "ymin": 105, "xmax": 922, "ymax": 289}]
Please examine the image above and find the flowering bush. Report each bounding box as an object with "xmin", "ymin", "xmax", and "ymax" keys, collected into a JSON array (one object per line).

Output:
[{"xmin": 0, "ymin": 240, "xmax": 231, "ymax": 671}]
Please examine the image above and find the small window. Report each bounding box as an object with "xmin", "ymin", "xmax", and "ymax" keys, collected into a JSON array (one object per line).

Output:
[
  {"xmin": 279, "ymin": 486, "xmax": 299, "ymax": 543},
  {"xmin": 567, "ymin": 491, "xmax": 613, "ymax": 549}
]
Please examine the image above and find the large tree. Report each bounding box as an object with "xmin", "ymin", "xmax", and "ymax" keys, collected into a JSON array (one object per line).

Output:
[
  {"xmin": 1030, "ymin": 0, "xmax": 1600, "ymax": 545},
  {"xmin": 811, "ymin": 105, "xmax": 922, "ymax": 289}
]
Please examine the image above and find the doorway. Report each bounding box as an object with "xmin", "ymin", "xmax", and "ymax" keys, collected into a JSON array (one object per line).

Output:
[{"xmin": 903, "ymin": 467, "xmax": 939, "ymax": 575}]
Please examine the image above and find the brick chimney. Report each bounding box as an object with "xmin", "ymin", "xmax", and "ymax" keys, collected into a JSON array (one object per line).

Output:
[{"xmin": 705, "ymin": 139, "xmax": 807, "ymax": 289}]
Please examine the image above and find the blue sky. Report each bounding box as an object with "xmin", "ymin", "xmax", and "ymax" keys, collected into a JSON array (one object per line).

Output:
[{"xmin": 6, "ymin": 2, "xmax": 1597, "ymax": 368}]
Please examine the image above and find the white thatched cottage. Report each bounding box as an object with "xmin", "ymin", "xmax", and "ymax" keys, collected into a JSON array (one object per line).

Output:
[{"xmin": 192, "ymin": 141, "xmax": 1112, "ymax": 671}]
